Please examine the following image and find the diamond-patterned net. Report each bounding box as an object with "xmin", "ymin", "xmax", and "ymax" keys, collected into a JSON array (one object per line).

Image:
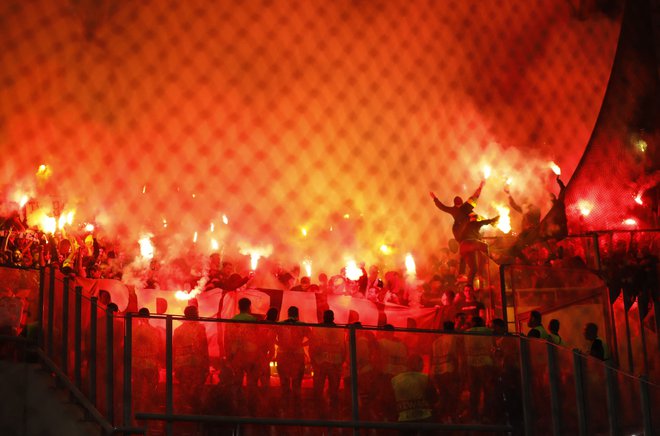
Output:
[{"xmin": 0, "ymin": 0, "xmax": 627, "ymax": 272}]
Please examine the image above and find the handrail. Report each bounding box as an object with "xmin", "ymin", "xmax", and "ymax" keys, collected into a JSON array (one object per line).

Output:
[{"xmin": 133, "ymin": 412, "xmax": 513, "ymax": 433}]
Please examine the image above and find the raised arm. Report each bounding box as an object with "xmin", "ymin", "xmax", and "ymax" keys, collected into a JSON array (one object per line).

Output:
[
  {"xmin": 506, "ymin": 190, "xmax": 523, "ymax": 214},
  {"xmin": 430, "ymin": 192, "xmax": 452, "ymax": 213},
  {"xmin": 467, "ymin": 180, "xmax": 485, "ymax": 206}
]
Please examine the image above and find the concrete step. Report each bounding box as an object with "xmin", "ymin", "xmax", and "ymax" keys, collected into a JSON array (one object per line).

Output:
[{"xmin": 0, "ymin": 359, "xmax": 102, "ymax": 436}]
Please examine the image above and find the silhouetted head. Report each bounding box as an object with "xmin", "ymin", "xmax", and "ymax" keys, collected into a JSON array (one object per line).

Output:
[
  {"xmin": 549, "ymin": 319, "xmax": 560, "ymax": 334},
  {"xmin": 323, "ymin": 309, "xmax": 335, "ymax": 324},
  {"xmin": 266, "ymin": 307, "xmax": 279, "ymax": 322},
  {"xmin": 238, "ymin": 297, "xmax": 251, "ymax": 313},
  {"xmin": 453, "ymin": 196, "xmax": 463, "ymax": 207},
  {"xmin": 584, "ymin": 323, "xmax": 598, "ymax": 341},
  {"xmin": 287, "ymin": 306, "xmax": 299, "ymax": 320},
  {"xmin": 184, "ymin": 305, "xmax": 199, "ymax": 319},
  {"xmin": 138, "ymin": 307, "xmax": 150, "ymax": 317}
]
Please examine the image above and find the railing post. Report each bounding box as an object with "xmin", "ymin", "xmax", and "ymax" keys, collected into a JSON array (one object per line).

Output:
[
  {"xmin": 348, "ymin": 325, "xmax": 360, "ymax": 436},
  {"xmin": 37, "ymin": 267, "xmax": 45, "ymax": 347},
  {"xmin": 89, "ymin": 296, "xmax": 98, "ymax": 407},
  {"xmin": 604, "ymin": 365, "xmax": 619, "ymax": 435},
  {"xmin": 573, "ymin": 350, "xmax": 588, "ymax": 436},
  {"xmin": 61, "ymin": 276, "xmax": 70, "ymax": 375},
  {"xmin": 499, "ymin": 265, "xmax": 509, "ymax": 332},
  {"xmin": 106, "ymin": 308, "xmax": 115, "ymax": 425},
  {"xmin": 546, "ymin": 343, "xmax": 562, "ymax": 436},
  {"xmin": 166, "ymin": 315, "xmax": 173, "ymax": 436},
  {"xmin": 123, "ymin": 313, "xmax": 133, "ymax": 427},
  {"xmin": 518, "ymin": 337, "xmax": 533, "ymax": 436},
  {"xmin": 47, "ymin": 266, "xmax": 55, "ymax": 357},
  {"xmin": 639, "ymin": 375, "xmax": 653, "ymax": 436},
  {"xmin": 74, "ymin": 285, "xmax": 82, "ymax": 388}
]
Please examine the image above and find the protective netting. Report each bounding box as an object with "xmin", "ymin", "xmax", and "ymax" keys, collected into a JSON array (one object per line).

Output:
[
  {"xmin": 565, "ymin": 0, "xmax": 659, "ymax": 233},
  {"xmin": 0, "ymin": 0, "xmax": 626, "ymax": 272}
]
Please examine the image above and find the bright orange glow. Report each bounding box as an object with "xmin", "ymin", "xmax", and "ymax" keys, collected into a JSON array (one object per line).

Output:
[
  {"xmin": 302, "ymin": 259, "xmax": 312, "ymax": 277},
  {"xmin": 636, "ymin": 139, "xmax": 647, "ymax": 152},
  {"xmin": 405, "ymin": 253, "xmax": 416, "ymax": 276},
  {"xmin": 578, "ymin": 200, "xmax": 593, "ymax": 216},
  {"xmin": 42, "ymin": 215, "xmax": 56, "ymax": 234},
  {"xmin": 505, "ymin": 177, "xmax": 513, "ymax": 186},
  {"xmin": 36, "ymin": 164, "xmax": 50, "ymax": 179},
  {"xmin": 222, "ymin": 214, "xmax": 229, "ymax": 225},
  {"xmin": 238, "ymin": 243, "xmax": 274, "ymax": 270},
  {"xmin": 174, "ymin": 289, "xmax": 201, "ymax": 301},
  {"xmin": 84, "ymin": 223, "xmax": 95, "ymax": 232},
  {"xmin": 379, "ymin": 244, "xmax": 392, "ymax": 255},
  {"xmin": 142, "ymin": 185, "xmax": 146, "ymax": 194},
  {"xmin": 549, "ymin": 161, "xmax": 561, "ymax": 175},
  {"xmin": 138, "ymin": 234, "xmax": 155, "ymax": 259},
  {"xmin": 211, "ymin": 238, "xmax": 219, "ymax": 251},
  {"xmin": 301, "ymin": 227, "xmax": 308, "ymax": 237},
  {"xmin": 634, "ymin": 193, "xmax": 643, "ymax": 205},
  {"xmin": 193, "ymin": 231, "xmax": 198, "ymax": 243},
  {"xmin": 18, "ymin": 195, "xmax": 28, "ymax": 208},
  {"xmin": 623, "ymin": 218, "xmax": 637, "ymax": 226},
  {"xmin": 210, "ymin": 222, "xmax": 215, "ymax": 232},
  {"xmin": 494, "ymin": 204, "xmax": 511, "ymax": 234},
  {"xmin": 482, "ymin": 165, "xmax": 492, "ymax": 179},
  {"xmin": 345, "ymin": 260, "xmax": 362, "ymax": 281},
  {"xmin": 343, "ymin": 214, "xmax": 350, "ymax": 219},
  {"xmin": 58, "ymin": 210, "xmax": 75, "ymax": 230}
]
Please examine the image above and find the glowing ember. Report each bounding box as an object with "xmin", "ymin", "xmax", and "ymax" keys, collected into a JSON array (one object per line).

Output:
[
  {"xmin": 343, "ymin": 214, "xmax": 350, "ymax": 219},
  {"xmin": 405, "ymin": 253, "xmax": 416, "ymax": 276},
  {"xmin": 162, "ymin": 218, "xmax": 167, "ymax": 228},
  {"xmin": 634, "ymin": 193, "xmax": 643, "ymax": 205},
  {"xmin": 301, "ymin": 227, "xmax": 308, "ymax": 237},
  {"xmin": 193, "ymin": 231, "xmax": 198, "ymax": 243},
  {"xmin": 302, "ymin": 259, "xmax": 312, "ymax": 277},
  {"xmin": 142, "ymin": 185, "xmax": 146, "ymax": 194},
  {"xmin": 84, "ymin": 223, "xmax": 95, "ymax": 232},
  {"xmin": 238, "ymin": 243, "xmax": 273, "ymax": 270},
  {"xmin": 138, "ymin": 234, "xmax": 155, "ymax": 259},
  {"xmin": 210, "ymin": 222, "xmax": 215, "ymax": 232},
  {"xmin": 494, "ymin": 204, "xmax": 511, "ymax": 233},
  {"xmin": 211, "ymin": 238, "xmax": 219, "ymax": 251},
  {"xmin": 482, "ymin": 165, "xmax": 492, "ymax": 179},
  {"xmin": 623, "ymin": 218, "xmax": 637, "ymax": 226},
  {"xmin": 380, "ymin": 244, "xmax": 392, "ymax": 255},
  {"xmin": 549, "ymin": 161, "xmax": 561, "ymax": 175},
  {"xmin": 222, "ymin": 214, "xmax": 229, "ymax": 225},
  {"xmin": 192, "ymin": 193, "xmax": 196, "ymax": 199},
  {"xmin": 345, "ymin": 260, "xmax": 362, "ymax": 281},
  {"xmin": 577, "ymin": 200, "xmax": 593, "ymax": 217},
  {"xmin": 175, "ymin": 289, "xmax": 201, "ymax": 301},
  {"xmin": 36, "ymin": 164, "xmax": 50, "ymax": 178},
  {"xmin": 636, "ymin": 139, "xmax": 647, "ymax": 153}
]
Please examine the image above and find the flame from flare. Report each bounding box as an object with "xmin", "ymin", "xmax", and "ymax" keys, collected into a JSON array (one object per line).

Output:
[
  {"xmin": 42, "ymin": 216, "xmax": 56, "ymax": 234},
  {"xmin": 211, "ymin": 238, "xmax": 219, "ymax": 251},
  {"xmin": 577, "ymin": 200, "xmax": 593, "ymax": 217},
  {"xmin": 634, "ymin": 193, "xmax": 643, "ymax": 205},
  {"xmin": 482, "ymin": 165, "xmax": 492, "ymax": 179},
  {"xmin": 302, "ymin": 259, "xmax": 312, "ymax": 278},
  {"xmin": 193, "ymin": 231, "xmax": 198, "ymax": 243},
  {"xmin": 405, "ymin": 253, "xmax": 416, "ymax": 276},
  {"xmin": 345, "ymin": 260, "xmax": 362, "ymax": 281},
  {"xmin": 85, "ymin": 223, "xmax": 95, "ymax": 232},
  {"xmin": 494, "ymin": 204, "xmax": 511, "ymax": 234},
  {"xmin": 222, "ymin": 214, "xmax": 229, "ymax": 225},
  {"xmin": 175, "ymin": 289, "xmax": 201, "ymax": 301},
  {"xmin": 58, "ymin": 210, "xmax": 75, "ymax": 230},
  {"xmin": 238, "ymin": 243, "xmax": 273, "ymax": 270},
  {"xmin": 549, "ymin": 161, "xmax": 561, "ymax": 175},
  {"xmin": 36, "ymin": 164, "xmax": 51, "ymax": 179},
  {"xmin": 301, "ymin": 227, "xmax": 308, "ymax": 237},
  {"xmin": 138, "ymin": 234, "xmax": 154, "ymax": 259},
  {"xmin": 380, "ymin": 244, "xmax": 392, "ymax": 255},
  {"xmin": 623, "ymin": 218, "xmax": 637, "ymax": 226},
  {"xmin": 505, "ymin": 177, "xmax": 513, "ymax": 186},
  {"xmin": 19, "ymin": 195, "xmax": 29, "ymax": 208},
  {"xmin": 142, "ymin": 185, "xmax": 146, "ymax": 194},
  {"xmin": 210, "ymin": 222, "xmax": 215, "ymax": 232}
]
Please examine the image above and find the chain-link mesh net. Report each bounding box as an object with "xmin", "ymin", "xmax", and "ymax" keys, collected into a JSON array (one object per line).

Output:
[{"xmin": 0, "ymin": 0, "xmax": 628, "ymax": 273}]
